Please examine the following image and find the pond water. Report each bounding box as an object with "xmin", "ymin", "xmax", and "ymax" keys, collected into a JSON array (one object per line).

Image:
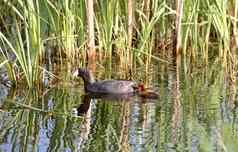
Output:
[{"xmin": 0, "ymin": 64, "xmax": 238, "ymax": 152}]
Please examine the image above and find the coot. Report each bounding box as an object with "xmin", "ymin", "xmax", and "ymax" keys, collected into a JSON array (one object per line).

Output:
[
  {"xmin": 73, "ymin": 68, "xmax": 137, "ymax": 94},
  {"xmin": 73, "ymin": 68, "xmax": 159, "ymax": 99}
]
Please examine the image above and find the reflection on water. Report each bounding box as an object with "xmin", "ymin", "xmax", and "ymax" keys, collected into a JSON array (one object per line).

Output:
[{"xmin": 0, "ymin": 65, "xmax": 238, "ymax": 152}]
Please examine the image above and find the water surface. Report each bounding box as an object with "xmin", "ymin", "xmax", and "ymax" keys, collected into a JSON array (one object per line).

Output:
[{"xmin": 0, "ymin": 65, "xmax": 238, "ymax": 152}]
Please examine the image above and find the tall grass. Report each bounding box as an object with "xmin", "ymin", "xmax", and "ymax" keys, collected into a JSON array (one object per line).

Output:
[
  {"xmin": 43, "ymin": 0, "xmax": 79, "ymax": 63},
  {"xmin": 0, "ymin": 0, "xmax": 237, "ymax": 87},
  {"xmin": 95, "ymin": 0, "xmax": 118, "ymax": 67},
  {"xmin": 135, "ymin": 2, "xmax": 165, "ymax": 71},
  {"xmin": 0, "ymin": 0, "xmax": 42, "ymax": 87}
]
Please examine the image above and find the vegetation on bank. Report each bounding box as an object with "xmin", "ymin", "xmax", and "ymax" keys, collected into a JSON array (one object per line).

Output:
[{"xmin": 0, "ymin": 0, "xmax": 237, "ymax": 87}]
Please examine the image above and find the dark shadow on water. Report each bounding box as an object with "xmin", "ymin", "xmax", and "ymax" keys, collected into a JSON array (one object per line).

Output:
[
  {"xmin": 87, "ymin": 92, "xmax": 136, "ymax": 101},
  {"xmin": 75, "ymin": 93, "xmax": 158, "ymax": 116},
  {"xmin": 75, "ymin": 95, "xmax": 91, "ymax": 115},
  {"xmin": 75, "ymin": 93, "xmax": 132, "ymax": 116}
]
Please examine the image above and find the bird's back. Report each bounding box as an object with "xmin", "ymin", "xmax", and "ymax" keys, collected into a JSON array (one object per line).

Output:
[{"xmin": 86, "ymin": 80, "xmax": 136, "ymax": 94}]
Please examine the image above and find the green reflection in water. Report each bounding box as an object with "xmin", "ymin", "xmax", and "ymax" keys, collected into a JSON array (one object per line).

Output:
[{"xmin": 0, "ymin": 65, "xmax": 238, "ymax": 152}]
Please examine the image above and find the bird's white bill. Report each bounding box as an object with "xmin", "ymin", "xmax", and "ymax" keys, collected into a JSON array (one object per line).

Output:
[{"xmin": 72, "ymin": 70, "xmax": 78, "ymax": 77}]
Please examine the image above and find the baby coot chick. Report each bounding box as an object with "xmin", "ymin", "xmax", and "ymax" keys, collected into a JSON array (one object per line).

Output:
[{"xmin": 137, "ymin": 83, "xmax": 159, "ymax": 99}]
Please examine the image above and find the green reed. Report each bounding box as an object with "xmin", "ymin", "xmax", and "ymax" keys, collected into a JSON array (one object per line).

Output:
[
  {"xmin": 94, "ymin": 0, "xmax": 120, "ymax": 69},
  {"xmin": 135, "ymin": 1, "xmax": 165, "ymax": 68},
  {"xmin": 0, "ymin": 0, "xmax": 42, "ymax": 87},
  {"xmin": 0, "ymin": 45, "xmax": 17, "ymax": 83},
  {"xmin": 44, "ymin": 0, "xmax": 80, "ymax": 63},
  {"xmin": 0, "ymin": 0, "xmax": 238, "ymax": 87},
  {"xmin": 182, "ymin": 0, "xmax": 234, "ymax": 65}
]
